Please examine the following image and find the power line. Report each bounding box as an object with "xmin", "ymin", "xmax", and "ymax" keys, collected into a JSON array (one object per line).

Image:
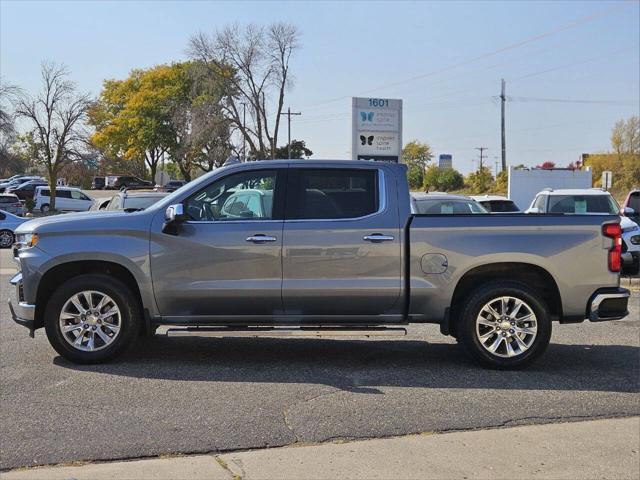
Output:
[
  {"xmin": 301, "ymin": 2, "xmax": 630, "ymax": 109},
  {"xmin": 508, "ymin": 44, "xmax": 639, "ymax": 83},
  {"xmin": 508, "ymin": 96, "xmax": 638, "ymax": 105}
]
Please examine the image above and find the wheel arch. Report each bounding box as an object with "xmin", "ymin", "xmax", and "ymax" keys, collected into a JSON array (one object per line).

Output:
[
  {"xmin": 35, "ymin": 260, "xmax": 146, "ymax": 333},
  {"xmin": 446, "ymin": 262, "xmax": 562, "ymax": 337}
]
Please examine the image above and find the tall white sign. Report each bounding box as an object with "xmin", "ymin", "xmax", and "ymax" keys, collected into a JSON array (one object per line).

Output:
[{"xmin": 352, "ymin": 97, "xmax": 403, "ymax": 162}]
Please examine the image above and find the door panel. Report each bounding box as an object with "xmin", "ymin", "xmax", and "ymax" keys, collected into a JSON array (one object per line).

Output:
[
  {"xmin": 151, "ymin": 221, "xmax": 284, "ymax": 316},
  {"xmin": 150, "ymin": 168, "xmax": 286, "ymax": 318},
  {"xmin": 282, "ymin": 167, "xmax": 402, "ymax": 316}
]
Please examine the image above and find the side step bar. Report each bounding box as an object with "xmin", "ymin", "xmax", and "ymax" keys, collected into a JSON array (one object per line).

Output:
[{"xmin": 165, "ymin": 326, "xmax": 407, "ymax": 338}]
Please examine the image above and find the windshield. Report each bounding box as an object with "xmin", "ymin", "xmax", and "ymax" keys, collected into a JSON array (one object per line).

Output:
[
  {"xmin": 122, "ymin": 196, "xmax": 166, "ymax": 211},
  {"xmin": 413, "ymin": 198, "xmax": 488, "ymax": 214},
  {"xmin": 547, "ymin": 195, "xmax": 619, "ymax": 214}
]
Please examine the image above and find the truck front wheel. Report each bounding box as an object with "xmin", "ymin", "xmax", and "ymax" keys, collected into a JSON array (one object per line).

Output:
[
  {"xmin": 44, "ymin": 274, "xmax": 140, "ymax": 364},
  {"xmin": 458, "ymin": 281, "xmax": 551, "ymax": 369}
]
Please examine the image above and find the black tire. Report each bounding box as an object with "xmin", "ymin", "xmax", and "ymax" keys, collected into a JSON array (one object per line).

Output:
[
  {"xmin": 0, "ymin": 229, "xmax": 14, "ymax": 248},
  {"xmin": 457, "ymin": 281, "xmax": 552, "ymax": 369},
  {"xmin": 44, "ymin": 274, "xmax": 140, "ymax": 364},
  {"xmin": 623, "ymin": 255, "xmax": 639, "ymax": 276},
  {"xmin": 40, "ymin": 204, "xmax": 50, "ymax": 213}
]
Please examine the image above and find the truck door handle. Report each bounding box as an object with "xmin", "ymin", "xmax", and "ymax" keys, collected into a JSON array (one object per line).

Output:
[
  {"xmin": 246, "ymin": 234, "xmax": 277, "ymax": 243},
  {"xmin": 363, "ymin": 234, "xmax": 395, "ymax": 243}
]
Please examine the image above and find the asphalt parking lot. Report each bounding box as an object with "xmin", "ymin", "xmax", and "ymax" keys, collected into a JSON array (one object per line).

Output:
[{"xmin": 0, "ymin": 247, "xmax": 638, "ymax": 470}]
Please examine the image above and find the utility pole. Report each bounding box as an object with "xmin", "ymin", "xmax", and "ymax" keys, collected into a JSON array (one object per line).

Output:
[
  {"xmin": 280, "ymin": 107, "xmax": 302, "ymax": 159},
  {"xmin": 241, "ymin": 102, "xmax": 247, "ymax": 162},
  {"xmin": 500, "ymin": 78, "xmax": 507, "ymax": 173},
  {"xmin": 475, "ymin": 147, "xmax": 488, "ymax": 172}
]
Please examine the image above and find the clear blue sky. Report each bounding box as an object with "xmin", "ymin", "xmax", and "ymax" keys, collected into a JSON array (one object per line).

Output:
[{"xmin": 1, "ymin": 0, "xmax": 639, "ymax": 173}]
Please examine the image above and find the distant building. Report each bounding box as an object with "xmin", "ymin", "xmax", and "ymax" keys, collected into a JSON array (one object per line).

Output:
[{"xmin": 438, "ymin": 154, "xmax": 453, "ymax": 169}]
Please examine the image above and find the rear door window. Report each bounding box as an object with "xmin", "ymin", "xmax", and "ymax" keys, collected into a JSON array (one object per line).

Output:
[{"xmin": 286, "ymin": 169, "xmax": 378, "ymax": 220}]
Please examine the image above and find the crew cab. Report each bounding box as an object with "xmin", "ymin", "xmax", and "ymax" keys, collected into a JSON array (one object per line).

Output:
[{"xmin": 9, "ymin": 161, "xmax": 630, "ymax": 368}]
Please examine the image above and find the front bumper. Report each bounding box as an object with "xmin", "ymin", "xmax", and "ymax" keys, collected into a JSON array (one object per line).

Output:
[
  {"xmin": 8, "ymin": 272, "xmax": 36, "ymax": 336},
  {"xmin": 587, "ymin": 287, "xmax": 630, "ymax": 322}
]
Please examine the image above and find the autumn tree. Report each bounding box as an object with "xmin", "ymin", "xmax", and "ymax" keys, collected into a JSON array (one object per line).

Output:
[
  {"xmin": 423, "ymin": 165, "xmax": 464, "ymax": 191},
  {"xmin": 402, "ymin": 140, "xmax": 433, "ymax": 190},
  {"xmin": 89, "ymin": 68, "xmax": 177, "ymax": 181},
  {"xmin": 611, "ymin": 116, "xmax": 639, "ymax": 189},
  {"xmin": 15, "ymin": 62, "xmax": 90, "ymax": 210},
  {"xmin": 188, "ymin": 22, "xmax": 300, "ymax": 159},
  {"xmin": 536, "ymin": 161, "xmax": 556, "ymax": 169},
  {"xmin": 465, "ymin": 166, "xmax": 494, "ymax": 194},
  {"xmin": 584, "ymin": 117, "xmax": 639, "ymax": 190}
]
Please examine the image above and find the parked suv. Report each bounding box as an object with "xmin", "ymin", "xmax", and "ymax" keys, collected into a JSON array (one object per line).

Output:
[
  {"xmin": 622, "ymin": 189, "xmax": 639, "ymax": 224},
  {"xmin": 527, "ymin": 188, "xmax": 639, "ymax": 275},
  {"xmin": 109, "ymin": 176, "xmax": 153, "ymax": 191},
  {"xmin": 34, "ymin": 186, "xmax": 94, "ymax": 213},
  {"xmin": 0, "ymin": 194, "xmax": 25, "ymax": 216},
  {"xmin": 154, "ymin": 180, "xmax": 187, "ymax": 193},
  {"xmin": 91, "ymin": 176, "xmax": 106, "ymax": 190}
]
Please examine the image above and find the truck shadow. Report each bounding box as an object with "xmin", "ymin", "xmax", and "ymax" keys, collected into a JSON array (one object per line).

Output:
[{"xmin": 54, "ymin": 337, "xmax": 640, "ymax": 394}]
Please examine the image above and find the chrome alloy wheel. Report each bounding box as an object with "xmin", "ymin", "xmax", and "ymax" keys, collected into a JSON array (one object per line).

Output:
[
  {"xmin": 59, "ymin": 291, "xmax": 121, "ymax": 352},
  {"xmin": 0, "ymin": 230, "xmax": 14, "ymax": 248},
  {"xmin": 475, "ymin": 296, "xmax": 538, "ymax": 358}
]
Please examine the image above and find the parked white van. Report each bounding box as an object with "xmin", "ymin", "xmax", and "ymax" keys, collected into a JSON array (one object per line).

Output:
[{"xmin": 34, "ymin": 186, "xmax": 94, "ymax": 213}]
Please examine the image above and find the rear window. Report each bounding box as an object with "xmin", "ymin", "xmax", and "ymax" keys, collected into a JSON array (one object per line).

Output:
[
  {"xmin": 547, "ymin": 195, "xmax": 618, "ymax": 214},
  {"xmin": 628, "ymin": 192, "xmax": 640, "ymax": 212},
  {"xmin": 414, "ymin": 199, "xmax": 487, "ymax": 214},
  {"xmin": 287, "ymin": 169, "xmax": 378, "ymax": 220},
  {"xmin": 0, "ymin": 196, "xmax": 17, "ymax": 203},
  {"xmin": 486, "ymin": 200, "xmax": 519, "ymax": 212}
]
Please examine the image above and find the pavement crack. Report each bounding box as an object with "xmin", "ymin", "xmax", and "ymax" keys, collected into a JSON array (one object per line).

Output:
[
  {"xmin": 281, "ymin": 387, "xmax": 343, "ymax": 444},
  {"xmin": 215, "ymin": 455, "xmax": 242, "ymax": 480}
]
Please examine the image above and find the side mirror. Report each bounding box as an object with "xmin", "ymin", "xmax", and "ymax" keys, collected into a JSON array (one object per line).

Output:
[
  {"xmin": 163, "ymin": 204, "xmax": 187, "ymax": 234},
  {"xmin": 527, "ymin": 207, "xmax": 540, "ymax": 214},
  {"xmin": 165, "ymin": 203, "xmax": 187, "ymax": 223},
  {"xmin": 621, "ymin": 207, "xmax": 635, "ymax": 216}
]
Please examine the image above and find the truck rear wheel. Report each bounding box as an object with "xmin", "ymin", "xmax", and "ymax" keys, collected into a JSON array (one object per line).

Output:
[
  {"xmin": 458, "ymin": 281, "xmax": 551, "ymax": 369},
  {"xmin": 44, "ymin": 274, "xmax": 140, "ymax": 364}
]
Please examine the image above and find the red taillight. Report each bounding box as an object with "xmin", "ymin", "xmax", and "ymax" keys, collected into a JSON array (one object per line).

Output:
[{"xmin": 602, "ymin": 223, "xmax": 622, "ymax": 272}]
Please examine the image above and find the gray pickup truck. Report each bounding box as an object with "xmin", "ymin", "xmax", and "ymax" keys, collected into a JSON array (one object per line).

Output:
[{"xmin": 9, "ymin": 160, "xmax": 630, "ymax": 368}]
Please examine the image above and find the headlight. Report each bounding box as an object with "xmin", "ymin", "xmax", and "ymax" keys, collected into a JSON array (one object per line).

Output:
[
  {"xmin": 15, "ymin": 233, "xmax": 39, "ymax": 248},
  {"xmin": 631, "ymin": 235, "xmax": 640, "ymax": 245}
]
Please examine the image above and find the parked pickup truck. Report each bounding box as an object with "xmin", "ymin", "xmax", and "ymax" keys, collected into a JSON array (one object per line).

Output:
[{"xmin": 9, "ymin": 160, "xmax": 630, "ymax": 368}]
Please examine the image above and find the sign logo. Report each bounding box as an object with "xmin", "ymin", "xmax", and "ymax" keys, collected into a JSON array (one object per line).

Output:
[
  {"xmin": 360, "ymin": 111, "xmax": 375, "ymax": 122},
  {"xmin": 360, "ymin": 135, "xmax": 374, "ymax": 146}
]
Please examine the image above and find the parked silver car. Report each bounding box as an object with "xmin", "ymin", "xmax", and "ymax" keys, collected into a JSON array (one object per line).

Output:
[{"xmin": 0, "ymin": 210, "xmax": 29, "ymax": 248}]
